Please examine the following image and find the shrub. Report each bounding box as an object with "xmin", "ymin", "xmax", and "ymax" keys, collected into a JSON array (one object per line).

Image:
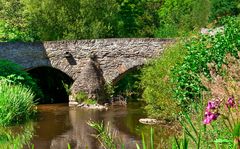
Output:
[
  {"xmin": 140, "ymin": 41, "xmax": 187, "ymax": 119},
  {"xmin": 0, "ymin": 59, "xmax": 43, "ymax": 99},
  {"xmin": 0, "ymin": 80, "xmax": 36, "ymax": 126},
  {"xmin": 171, "ymin": 17, "xmax": 240, "ymax": 109}
]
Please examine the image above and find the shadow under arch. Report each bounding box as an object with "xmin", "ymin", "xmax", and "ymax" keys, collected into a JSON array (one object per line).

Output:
[
  {"xmin": 113, "ymin": 65, "xmax": 143, "ymax": 101},
  {"xmin": 27, "ymin": 66, "xmax": 74, "ymax": 104}
]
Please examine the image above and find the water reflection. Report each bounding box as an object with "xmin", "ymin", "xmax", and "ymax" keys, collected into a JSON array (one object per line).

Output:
[
  {"xmin": 3, "ymin": 103, "xmax": 178, "ymax": 149},
  {"xmin": 30, "ymin": 104, "xmax": 143, "ymax": 149}
]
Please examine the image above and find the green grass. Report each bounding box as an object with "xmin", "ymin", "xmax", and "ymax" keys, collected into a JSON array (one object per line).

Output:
[{"xmin": 0, "ymin": 81, "xmax": 36, "ymax": 126}]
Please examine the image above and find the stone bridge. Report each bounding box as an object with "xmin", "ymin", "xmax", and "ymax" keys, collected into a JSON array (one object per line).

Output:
[{"xmin": 0, "ymin": 38, "xmax": 172, "ymax": 104}]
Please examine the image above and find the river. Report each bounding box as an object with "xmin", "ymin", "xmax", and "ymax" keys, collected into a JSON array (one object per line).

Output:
[{"xmin": 1, "ymin": 103, "xmax": 179, "ymax": 149}]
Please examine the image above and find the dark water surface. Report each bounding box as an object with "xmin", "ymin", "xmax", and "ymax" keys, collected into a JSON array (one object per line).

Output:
[{"xmin": 17, "ymin": 103, "xmax": 178, "ymax": 149}]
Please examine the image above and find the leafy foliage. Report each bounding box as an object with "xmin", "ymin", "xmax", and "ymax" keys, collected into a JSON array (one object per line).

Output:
[
  {"xmin": 0, "ymin": 59, "xmax": 43, "ymax": 99},
  {"xmin": 75, "ymin": 91, "xmax": 88, "ymax": 103},
  {"xmin": 172, "ymin": 17, "xmax": 240, "ymax": 109},
  {"xmin": 114, "ymin": 68, "xmax": 142, "ymax": 101},
  {"xmin": 140, "ymin": 41, "xmax": 187, "ymax": 119},
  {"xmin": 116, "ymin": 0, "xmax": 161, "ymax": 37},
  {"xmin": 0, "ymin": 0, "xmax": 119, "ymax": 41},
  {"xmin": 1, "ymin": 0, "xmax": 239, "ymax": 41},
  {"xmin": 210, "ymin": 0, "xmax": 240, "ymax": 21},
  {"xmin": 87, "ymin": 121, "xmax": 117, "ymax": 149},
  {"xmin": 157, "ymin": 0, "xmax": 211, "ymax": 38}
]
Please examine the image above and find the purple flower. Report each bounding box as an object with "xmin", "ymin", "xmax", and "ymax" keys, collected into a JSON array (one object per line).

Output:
[
  {"xmin": 203, "ymin": 111, "xmax": 219, "ymax": 124},
  {"xmin": 226, "ymin": 96, "xmax": 235, "ymax": 108},
  {"xmin": 206, "ymin": 99, "xmax": 220, "ymax": 111},
  {"xmin": 203, "ymin": 99, "xmax": 220, "ymax": 125}
]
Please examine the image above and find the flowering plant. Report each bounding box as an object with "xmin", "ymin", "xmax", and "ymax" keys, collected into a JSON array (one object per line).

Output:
[{"xmin": 203, "ymin": 96, "xmax": 240, "ymax": 147}]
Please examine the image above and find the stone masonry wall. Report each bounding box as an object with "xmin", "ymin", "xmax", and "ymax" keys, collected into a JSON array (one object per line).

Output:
[
  {"xmin": 0, "ymin": 38, "xmax": 172, "ymax": 82},
  {"xmin": 0, "ymin": 38, "xmax": 173, "ymax": 102}
]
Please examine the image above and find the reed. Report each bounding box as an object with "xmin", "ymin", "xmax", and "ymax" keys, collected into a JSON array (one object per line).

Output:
[{"xmin": 0, "ymin": 81, "xmax": 36, "ymax": 126}]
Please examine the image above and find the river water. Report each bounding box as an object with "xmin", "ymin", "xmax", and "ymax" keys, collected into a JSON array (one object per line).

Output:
[{"xmin": 2, "ymin": 103, "xmax": 178, "ymax": 149}]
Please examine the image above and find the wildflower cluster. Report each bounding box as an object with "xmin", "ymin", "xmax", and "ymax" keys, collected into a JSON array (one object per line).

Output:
[{"xmin": 203, "ymin": 96, "xmax": 238, "ymax": 125}]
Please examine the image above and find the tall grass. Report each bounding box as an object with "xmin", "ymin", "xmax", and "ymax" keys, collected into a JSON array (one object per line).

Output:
[
  {"xmin": 87, "ymin": 121, "xmax": 117, "ymax": 149},
  {"xmin": 0, "ymin": 80, "xmax": 36, "ymax": 126},
  {"xmin": 88, "ymin": 121, "xmax": 155, "ymax": 149}
]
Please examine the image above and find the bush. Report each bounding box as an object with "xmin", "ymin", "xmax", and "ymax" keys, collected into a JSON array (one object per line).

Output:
[
  {"xmin": 0, "ymin": 59, "xmax": 43, "ymax": 99},
  {"xmin": 0, "ymin": 80, "xmax": 36, "ymax": 126},
  {"xmin": 140, "ymin": 41, "xmax": 187, "ymax": 119},
  {"xmin": 172, "ymin": 17, "xmax": 240, "ymax": 109},
  {"xmin": 154, "ymin": 23, "xmax": 179, "ymax": 38}
]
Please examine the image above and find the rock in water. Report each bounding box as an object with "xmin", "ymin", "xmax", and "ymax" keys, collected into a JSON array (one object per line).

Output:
[{"xmin": 139, "ymin": 118, "xmax": 159, "ymax": 125}]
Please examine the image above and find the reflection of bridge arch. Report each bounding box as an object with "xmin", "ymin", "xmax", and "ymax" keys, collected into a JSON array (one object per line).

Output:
[
  {"xmin": 0, "ymin": 39, "xmax": 173, "ymax": 103},
  {"xmin": 50, "ymin": 106, "xmax": 141, "ymax": 149}
]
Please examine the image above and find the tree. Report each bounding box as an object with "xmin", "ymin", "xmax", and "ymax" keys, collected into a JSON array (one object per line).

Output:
[
  {"xmin": 0, "ymin": 0, "xmax": 33, "ymax": 41},
  {"xmin": 157, "ymin": 0, "xmax": 211, "ymax": 37},
  {"xmin": 23, "ymin": 0, "xmax": 119, "ymax": 40},
  {"xmin": 210, "ymin": 0, "xmax": 240, "ymax": 21},
  {"xmin": 0, "ymin": 0, "xmax": 119, "ymax": 41},
  {"xmin": 116, "ymin": 0, "xmax": 161, "ymax": 37}
]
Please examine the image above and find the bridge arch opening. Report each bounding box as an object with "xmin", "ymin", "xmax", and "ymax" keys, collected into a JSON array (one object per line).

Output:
[
  {"xmin": 27, "ymin": 66, "xmax": 73, "ymax": 104},
  {"xmin": 113, "ymin": 66, "xmax": 143, "ymax": 101}
]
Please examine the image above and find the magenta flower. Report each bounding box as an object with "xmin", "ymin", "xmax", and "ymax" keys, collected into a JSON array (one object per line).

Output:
[
  {"xmin": 203, "ymin": 99, "xmax": 220, "ymax": 125},
  {"xmin": 203, "ymin": 111, "xmax": 220, "ymax": 124},
  {"xmin": 206, "ymin": 99, "xmax": 220, "ymax": 110},
  {"xmin": 226, "ymin": 96, "xmax": 235, "ymax": 108}
]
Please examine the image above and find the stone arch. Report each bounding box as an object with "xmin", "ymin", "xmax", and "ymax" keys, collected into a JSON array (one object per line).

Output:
[
  {"xmin": 27, "ymin": 66, "xmax": 74, "ymax": 104},
  {"xmin": 111, "ymin": 64, "xmax": 144, "ymax": 85},
  {"xmin": 111, "ymin": 64, "xmax": 143, "ymax": 100}
]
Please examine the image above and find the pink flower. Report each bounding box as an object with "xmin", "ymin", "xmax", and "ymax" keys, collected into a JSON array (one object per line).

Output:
[
  {"xmin": 203, "ymin": 99, "xmax": 220, "ymax": 125},
  {"xmin": 226, "ymin": 96, "xmax": 235, "ymax": 108},
  {"xmin": 203, "ymin": 111, "xmax": 219, "ymax": 124},
  {"xmin": 206, "ymin": 99, "xmax": 220, "ymax": 111}
]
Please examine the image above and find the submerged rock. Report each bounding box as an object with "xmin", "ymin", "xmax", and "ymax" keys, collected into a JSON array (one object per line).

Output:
[
  {"xmin": 139, "ymin": 118, "xmax": 159, "ymax": 125},
  {"xmin": 69, "ymin": 101, "xmax": 79, "ymax": 107},
  {"xmin": 77, "ymin": 103, "xmax": 108, "ymax": 110}
]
